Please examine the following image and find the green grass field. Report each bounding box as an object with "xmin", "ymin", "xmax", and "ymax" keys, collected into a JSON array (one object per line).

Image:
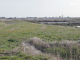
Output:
[{"xmin": 0, "ymin": 20, "xmax": 80, "ymax": 60}]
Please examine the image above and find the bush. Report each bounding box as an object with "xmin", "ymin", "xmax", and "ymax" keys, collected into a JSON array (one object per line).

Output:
[
  {"xmin": 8, "ymin": 39, "xmax": 18, "ymax": 43},
  {"xmin": 8, "ymin": 39, "xmax": 15, "ymax": 42}
]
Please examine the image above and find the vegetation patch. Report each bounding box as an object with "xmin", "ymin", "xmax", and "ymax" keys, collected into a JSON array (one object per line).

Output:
[{"xmin": 0, "ymin": 20, "xmax": 80, "ymax": 60}]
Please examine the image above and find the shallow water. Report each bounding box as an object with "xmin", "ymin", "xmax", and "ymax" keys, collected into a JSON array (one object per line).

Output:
[
  {"xmin": 40, "ymin": 22, "xmax": 68, "ymax": 24},
  {"xmin": 76, "ymin": 26, "xmax": 80, "ymax": 27}
]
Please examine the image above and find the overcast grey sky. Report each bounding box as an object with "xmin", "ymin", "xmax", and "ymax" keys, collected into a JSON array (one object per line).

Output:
[{"xmin": 0, "ymin": 0, "xmax": 80, "ymax": 17}]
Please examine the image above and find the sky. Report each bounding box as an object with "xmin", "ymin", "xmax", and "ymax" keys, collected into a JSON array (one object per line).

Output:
[{"xmin": 0, "ymin": 0, "xmax": 80, "ymax": 17}]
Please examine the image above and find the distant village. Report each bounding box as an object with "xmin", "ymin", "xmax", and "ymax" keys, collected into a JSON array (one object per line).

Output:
[
  {"xmin": 0, "ymin": 15, "xmax": 70, "ymax": 20},
  {"xmin": 0, "ymin": 15, "xmax": 80, "ymax": 23}
]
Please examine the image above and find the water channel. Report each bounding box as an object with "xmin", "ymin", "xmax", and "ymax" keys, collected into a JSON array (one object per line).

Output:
[{"xmin": 39, "ymin": 22, "xmax": 80, "ymax": 27}]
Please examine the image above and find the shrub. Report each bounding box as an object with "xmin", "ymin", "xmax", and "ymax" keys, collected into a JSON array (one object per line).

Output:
[
  {"xmin": 8, "ymin": 39, "xmax": 18, "ymax": 43},
  {"xmin": 8, "ymin": 39, "xmax": 15, "ymax": 42}
]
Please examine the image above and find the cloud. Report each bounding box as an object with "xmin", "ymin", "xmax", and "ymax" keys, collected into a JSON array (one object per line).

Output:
[{"xmin": 70, "ymin": 2, "xmax": 76, "ymax": 5}]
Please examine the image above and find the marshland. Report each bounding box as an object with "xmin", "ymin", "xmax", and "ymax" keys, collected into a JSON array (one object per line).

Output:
[{"xmin": 0, "ymin": 19, "xmax": 80, "ymax": 60}]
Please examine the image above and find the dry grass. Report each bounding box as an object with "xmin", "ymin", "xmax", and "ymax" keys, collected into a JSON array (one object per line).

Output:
[
  {"xmin": 49, "ymin": 40, "xmax": 80, "ymax": 49},
  {"xmin": 21, "ymin": 42, "xmax": 42, "ymax": 55},
  {"xmin": 13, "ymin": 37, "xmax": 80, "ymax": 60},
  {"xmin": 59, "ymin": 40, "xmax": 79, "ymax": 49},
  {"xmin": 29, "ymin": 37, "xmax": 50, "ymax": 50},
  {"xmin": 49, "ymin": 41, "xmax": 58, "ymax": 47},
  {"xmin": 20, "ymin": 42, "xmax": 59, "ymax": 60}
]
